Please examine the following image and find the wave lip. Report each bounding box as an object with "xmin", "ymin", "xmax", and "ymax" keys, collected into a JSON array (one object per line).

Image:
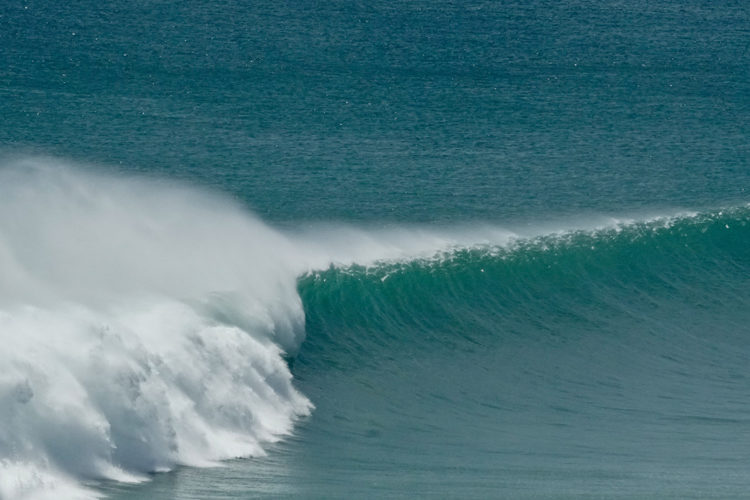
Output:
[{"xmin": 288, "ymin": 206, "xmax": 723, "ymax": 273}]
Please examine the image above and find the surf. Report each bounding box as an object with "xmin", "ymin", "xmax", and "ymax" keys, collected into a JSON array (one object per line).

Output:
[
  {"xmin": 0, "ymin": 158, "xmax": 313, "ymax": 500},
  {"xmin": 1, "ymin": 156, "xmax": 748, "ymax": 499}
]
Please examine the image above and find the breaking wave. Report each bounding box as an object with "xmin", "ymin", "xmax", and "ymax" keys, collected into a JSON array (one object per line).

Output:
[
  {"xmin": 0, "ymin": 158, "xmax": 311, "ymax": 500},
  {"xmin": 1, "ymin": 157, "xmax": 748, "ymax": 499}
]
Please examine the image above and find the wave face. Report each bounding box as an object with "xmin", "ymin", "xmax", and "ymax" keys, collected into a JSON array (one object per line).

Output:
[
  {"xmin": 0, "ymin": 159, "xmax": 313, "ymax": 500},
  {"xmin": 3, "ymin": 158, "xmax": 750, "ymax": 498},
  {"xmin": 281, "ymin": 206, "xmax": 750, "ymax": 498},
  {"xmin": 300, "ymin": 206, "xmax": 750, "ymax": 367}
]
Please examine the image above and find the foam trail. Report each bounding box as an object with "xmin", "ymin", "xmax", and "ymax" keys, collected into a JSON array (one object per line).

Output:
[{"xmin": 0, "ymin": 158, "xmax": 312, "ymax": 500}]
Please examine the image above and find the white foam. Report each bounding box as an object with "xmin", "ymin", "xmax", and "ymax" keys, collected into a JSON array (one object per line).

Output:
[{"xmin": 0, "ymin": 158, "xmax": 311, "ymax": 500}]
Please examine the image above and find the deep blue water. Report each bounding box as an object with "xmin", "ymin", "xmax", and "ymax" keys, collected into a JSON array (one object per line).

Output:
[
  {"xmin": 1, "ymin": 0, "xmax": 750, "ymax": 498},
  {"xmin": 3, "ymin": 0, "xmax": 749, "ymax": 223}
]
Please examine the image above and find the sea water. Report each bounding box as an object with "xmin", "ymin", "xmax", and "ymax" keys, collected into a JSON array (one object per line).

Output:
[{"xmin": 1, "ymin": 0, "xmax": 749, "ymax": 498}]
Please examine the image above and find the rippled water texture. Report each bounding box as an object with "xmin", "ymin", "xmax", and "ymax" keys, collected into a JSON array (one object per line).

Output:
[{"xmin": 1, "ymin": 0, "xmax": 749, "ymax": 497}]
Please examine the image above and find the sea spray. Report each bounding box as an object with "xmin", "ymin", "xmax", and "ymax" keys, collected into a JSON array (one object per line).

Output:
[{"xmin": 0, "ymin": 158, "xmax": 311, "ymax": 499}]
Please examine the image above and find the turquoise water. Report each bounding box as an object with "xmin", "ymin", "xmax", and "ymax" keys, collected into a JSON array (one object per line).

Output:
[{"xmin": 1, "ymin": 0, "xmax": 750, "ymax": 498}]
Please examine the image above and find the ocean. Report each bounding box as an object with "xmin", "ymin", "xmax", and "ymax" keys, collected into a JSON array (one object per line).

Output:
[{"xmin": 1, "ymin": 0, "xmax": 749, "ymax": 498}]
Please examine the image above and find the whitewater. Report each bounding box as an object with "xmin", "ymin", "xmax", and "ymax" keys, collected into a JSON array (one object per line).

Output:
[
  {"xmin": 0, "ymin": 158, "xmax": 320, "ymax": 499},
  {"xmin": 0, "ymin": 157, "xmax": 746, "ymax": 500}
]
